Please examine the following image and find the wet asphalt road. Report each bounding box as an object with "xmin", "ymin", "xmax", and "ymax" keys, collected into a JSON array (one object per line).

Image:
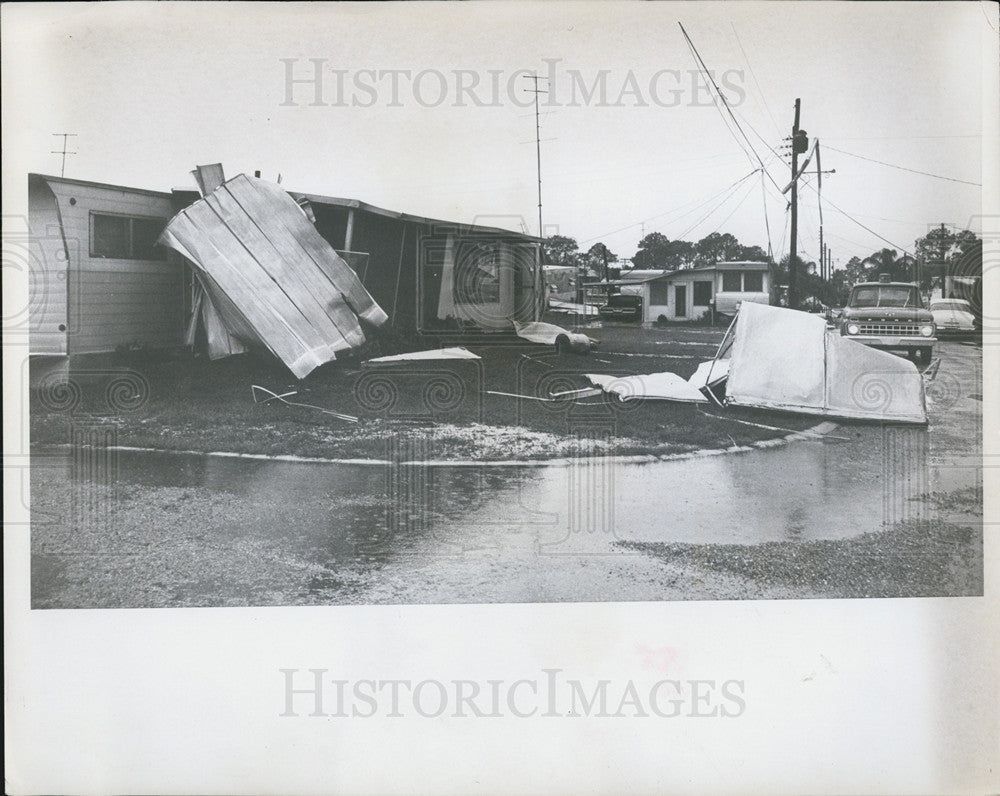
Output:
[{"xmin": 30, "ymin": 340, "xmax": 982, "ymax": 608}]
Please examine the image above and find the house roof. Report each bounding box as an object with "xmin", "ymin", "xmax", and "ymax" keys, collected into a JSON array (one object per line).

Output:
[{"xmin": 654, "ymin": 261, "xmax": 770, "ymax": 280}]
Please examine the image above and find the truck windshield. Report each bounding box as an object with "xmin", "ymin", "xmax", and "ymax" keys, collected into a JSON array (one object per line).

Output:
[{"xmin": 851, "ymin": 286, "xmax": 920, "ymax": 308}]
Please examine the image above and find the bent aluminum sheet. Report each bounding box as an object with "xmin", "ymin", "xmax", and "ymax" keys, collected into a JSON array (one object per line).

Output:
[
  {"xmin": 513, "ymin": 320, "xmax": 594, "ymax": 349},
  {"xmin": 585, "ymin": 372, "xmax": 708, "ymax": 403},
  {"xmin": 159, "ymin": 174, "xmax": 388, "ymax": 379},
  {"xmin": 725, "ymin": 302, "xmax": 927, "ymax": 424},
  {"xmin": 688, "ymin": 358, "xmax": 731, "ymax": 390},
  {"xmin": 365, "ymin": 347, "xmax": 481, "ymax": 363}
]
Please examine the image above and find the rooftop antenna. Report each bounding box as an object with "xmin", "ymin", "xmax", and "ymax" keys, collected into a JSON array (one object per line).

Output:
[
  {"xmin": 523, "ymin": 73, "xmax": 549, "ymax": 319},
  {"xmin": 51, "ymin": 133, "xmax": 77, "ymax": 177}
]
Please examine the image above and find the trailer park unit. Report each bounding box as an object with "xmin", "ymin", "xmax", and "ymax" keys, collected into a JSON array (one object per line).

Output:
[
  {"xmin": 290, "ymin": 191, "xmax": 541, "ymax": 334},
  {"xmin": 28, "ymin": 174, "xmax": 185, "ymax": 359},
  {"xmin": 27, "ymin": 173, "xmax": 541, "ymax": 371},
  {"xmin": 618, "ymin": 261, "xmax": 772, "ymax": 321}
]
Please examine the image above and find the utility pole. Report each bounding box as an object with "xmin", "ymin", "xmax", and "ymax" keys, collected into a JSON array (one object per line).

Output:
[
  {"xmin": 788, "ymin": 99, "xmax": 802, "ymax": 308},
  {"xmin": 51, "ymin": 133, "xmax": 77, "ymax": 177},
  {"xmin": 523, "ymin": 74, "xmax": 548, "ymax": 319},
  {"xmin": 938, "ymin": 222, "xmax": 949, "ymax": 297}
]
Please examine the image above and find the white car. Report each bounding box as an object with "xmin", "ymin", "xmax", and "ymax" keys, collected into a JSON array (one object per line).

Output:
[{"xmin": 929, "ymin": 298, "xmax": 976, "ymax": 337}]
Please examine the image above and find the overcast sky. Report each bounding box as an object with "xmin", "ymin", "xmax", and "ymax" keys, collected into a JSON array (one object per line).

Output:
[{"xmin": 3, "ymin": 1, "xmax": 994, "ymax": 266}]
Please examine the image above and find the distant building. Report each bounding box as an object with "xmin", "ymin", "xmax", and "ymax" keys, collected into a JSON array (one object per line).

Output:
[{"xmin": 617, "ymin": 261, "xmax": 771, "ymax": 322}]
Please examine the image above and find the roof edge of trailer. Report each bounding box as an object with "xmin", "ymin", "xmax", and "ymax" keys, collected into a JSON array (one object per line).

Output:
[
  {"xmin": 28, "ymin": 172, "xmax": 541, "ymax": 241},
  {"xmin": 29, "ymin": 173, "xmax": 175, "ymax": 199},
  {"xmin": 289, "ymin": 190, "xmax": 542, "ymax": 241}
]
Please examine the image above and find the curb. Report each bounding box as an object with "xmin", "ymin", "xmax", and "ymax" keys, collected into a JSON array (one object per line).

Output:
[{"xmin": 31, "ymin": 421, "xmax": 840, "ymax": 468}]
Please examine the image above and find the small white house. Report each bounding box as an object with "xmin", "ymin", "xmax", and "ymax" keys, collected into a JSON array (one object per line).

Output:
[{"xmin": 620, "ymin": 261, "xmax": 771, "ymax": 322}]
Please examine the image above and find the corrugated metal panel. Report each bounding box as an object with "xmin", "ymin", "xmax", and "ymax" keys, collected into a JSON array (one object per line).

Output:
[{"xmin": 158, "ymin": 174, "xmax": 388, "ymax": 378}]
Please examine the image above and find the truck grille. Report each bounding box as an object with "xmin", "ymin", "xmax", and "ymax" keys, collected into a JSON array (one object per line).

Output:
[{"xmin": 857, "ymin": 323, "xmax": 921, "ymax": 335}]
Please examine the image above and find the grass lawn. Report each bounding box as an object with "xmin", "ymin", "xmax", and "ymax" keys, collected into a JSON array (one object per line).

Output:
[{"xmin": 29, "ymin": 321, "xmax": 823, "ymax": 461}]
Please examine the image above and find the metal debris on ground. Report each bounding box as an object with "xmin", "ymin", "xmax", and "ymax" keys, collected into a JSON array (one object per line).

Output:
[
  {"xmin": 584, "ymin": 372, "xmax": 708, "ymax": 403},
  {"xmin": 251, "ymin": 385, "xmax": 359, "ymax": 423},
  {"xmin": 580, "ymin": 303, "xmax": 928, "ymax": 424},
  {"xmin": 724, "ymin": 302, "xmax": 927, "ymax": 423},
  {"xmin": 363, "ymin": 347, "xmax": 481, "ymax": 364}
]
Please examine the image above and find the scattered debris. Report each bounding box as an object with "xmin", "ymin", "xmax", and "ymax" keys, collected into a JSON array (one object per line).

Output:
[
  {"xmin": 579, "ymin": 303, "xmax": 927, "ymax": 424},
  {"xmin": 697, "ymin": 408, "xmax": 852, "ymax": 441},
  {"xmin": 724, "ymin": 302, "xmax": 927, "ymax": 424},
  {"xmin": 485, "ymin": 390, "xmax": 563, "ymax": 403},
  {"xmin": 251, "ymin": 385, "xmax": 358, "ymax": 422},
  {"xmin": 513, "ymin": 320, "xmax": 597, "ymax": 352},
  {"xmin": 159, "ymin": 174, "xmax": 388, "ymax": 378},
  {"xmin": 363, "ymin": 347, "xmax": 480, "ymax": 364},
  {"xmin": 584, "ymin": 372, "xmax": 707, "ymax": 403}
]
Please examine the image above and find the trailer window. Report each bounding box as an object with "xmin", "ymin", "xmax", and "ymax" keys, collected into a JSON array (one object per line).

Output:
[{"xmin": 91, "ymin": 213, "xmax": 167, "ymax": 259}]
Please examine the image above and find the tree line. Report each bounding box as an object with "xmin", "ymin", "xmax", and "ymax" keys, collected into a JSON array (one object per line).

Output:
[{"xmin": 544, "ymin": 225, "xmax": 982, "ymax": 306}]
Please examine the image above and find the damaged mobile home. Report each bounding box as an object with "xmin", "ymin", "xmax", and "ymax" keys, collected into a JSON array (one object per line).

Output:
[
  {"xmin": 27, "ymin": 168, "xmax": 542, "ymax": 378},
  {"xmin": 158, "ymin": 173, "xmax": 388, "ymax": 378},
  {"xmin": 585, "ymin": 302, "xmax": 928, "ymax": 424}
]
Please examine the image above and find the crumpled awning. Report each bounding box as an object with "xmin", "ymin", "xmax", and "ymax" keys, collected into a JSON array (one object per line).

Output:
[
  {"xmin": 159, "ymin": 174, "xmax": 388, "ymax": 378},
  {"xmin": 725, "ymin": 302, "xmax": 927, "ymax": 423}
]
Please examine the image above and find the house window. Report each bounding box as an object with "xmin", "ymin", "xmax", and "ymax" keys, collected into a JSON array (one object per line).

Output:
[
  {"xmin": 743, "ymin": 271, "xmax": 764, "ymax": 292},
  {"xmin": 722, "ymin": 272, "xmax": 742, "ymax": 292},
  {"xmin": 650, "ymin": 280, "xmax": 672, "ymax": 305},
  {"xmin": 693, "ymin": 281, "xmax": 713, "ymax": 306},
  {"xmin": 91, "ymin": 214, "xmax": 167, "ymax": 259}
]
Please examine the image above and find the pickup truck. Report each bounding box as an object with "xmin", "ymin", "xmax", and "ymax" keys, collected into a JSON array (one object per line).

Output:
[
  {"xmin": 840, "ymin": 281, "xmax": 936, "ymax": 361},
  {"xmin": 598, "ymin": 293, "xmax": 643, "ymax": 322}
]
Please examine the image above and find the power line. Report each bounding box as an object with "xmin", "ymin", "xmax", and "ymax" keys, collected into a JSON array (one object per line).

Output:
[
  {"xmin": 579, "ymin": 168, "xmax": 759, "ymax": 245},
  {"xmin": 823, "ymin": 144, "xmax": 981, "ymax": 186},
  {"xmin": 729, "ymin": 23, "xmax": 781, "ymax": 137},
  {"xmin": 678, "ymin": 23, "xmax": 784, "ymax": 195},
  {"xmin": 801, "ymin": 180, "xmax": 915, "ymax": 257},
  {"xmin": 675, "ymin": 172, "xmax": 758, "ymax": 240},
  {"xmin": 702, "ymin": 178, "xmax": 760, "ymax": 240}
]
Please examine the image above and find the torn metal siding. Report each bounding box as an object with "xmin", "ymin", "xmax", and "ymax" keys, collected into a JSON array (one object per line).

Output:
[
  {"xmin": 158, "ymin": 174, "xmax": 387, "ymax": 378},
  {"xmin": 725, "ymin": 302, "xmax": 927, "ymax": 424}
]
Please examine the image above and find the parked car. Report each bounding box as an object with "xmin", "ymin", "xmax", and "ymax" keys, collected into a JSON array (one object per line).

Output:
[
  {"xmin": 840, "ymin": 280, "xmax": 936, "ymax": 361},
  {"xmin": 598, "ymin": 293, "xmax": 643, "ymax": 322},
  {"xmin": 801, "ymin": 296, "xmax": 828, "ymax": 313},
  {"xmin": 929, "ymin": 298, "xmax": 976, "ymax": 337}
]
